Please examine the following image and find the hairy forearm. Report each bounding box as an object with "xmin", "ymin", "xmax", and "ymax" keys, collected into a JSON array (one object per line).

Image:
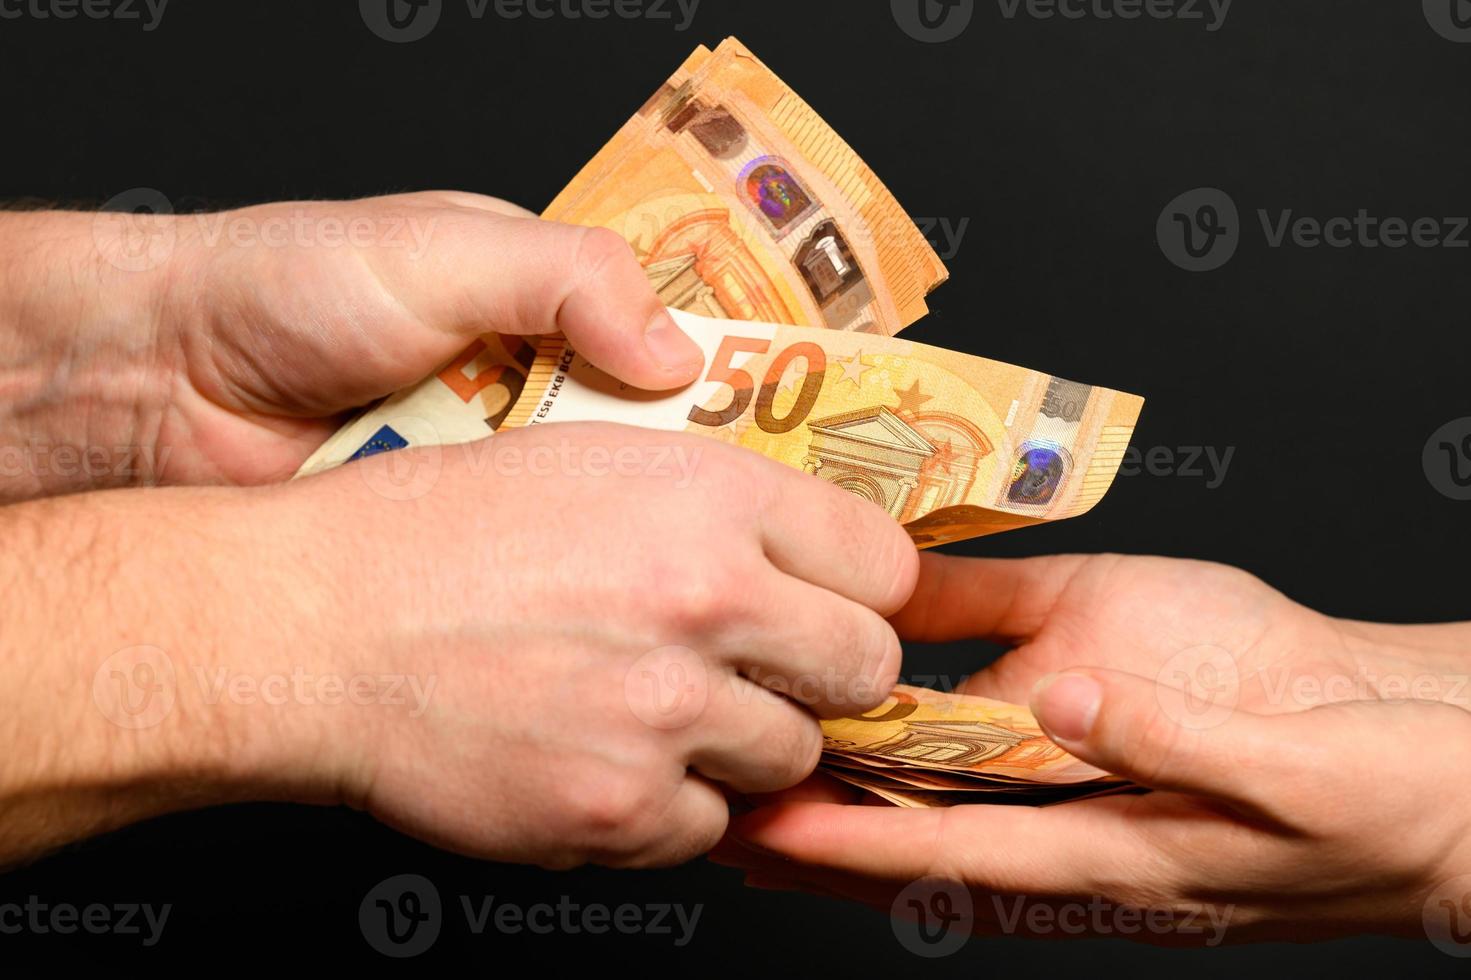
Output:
[
  {"xmin": 0, "ymin": 483, "xmax": 350, "ymax": 866},
  {"xmin": 0, "ymin": 211, "xmax": 178, "ymax": 502}
]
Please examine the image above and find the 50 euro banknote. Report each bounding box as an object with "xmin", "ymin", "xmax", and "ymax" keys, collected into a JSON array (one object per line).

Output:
[
  {"xmin": 500, "ymin": 309, "xmax": 1144, "ymax": 546},
  {"xmin": 295, "ymin": 36, "xmax": 947, "ymax": 478}
]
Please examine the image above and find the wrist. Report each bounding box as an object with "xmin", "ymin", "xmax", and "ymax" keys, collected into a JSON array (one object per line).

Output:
[
  {"xmin": 1329, "ymin": 618, "xmax": 1471, "ymax": 707},
  {"xmin": 0, "ymin": 209, "xmax": 182, "ymax": 501},
  {"xmin": 0, "ymin": 481, "xmax": 365, "ymax": 863}
]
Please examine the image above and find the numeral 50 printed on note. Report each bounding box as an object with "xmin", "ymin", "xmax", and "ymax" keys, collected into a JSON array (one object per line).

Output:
[{"xmin": 504, "ymin": 310, "xmax": 1144, "ymax": 547}]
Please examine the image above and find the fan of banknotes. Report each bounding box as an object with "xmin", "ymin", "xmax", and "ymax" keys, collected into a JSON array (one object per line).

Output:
[{"xmin": 294, "ymin": 38, "xmax": 1145, "ymax": 807}]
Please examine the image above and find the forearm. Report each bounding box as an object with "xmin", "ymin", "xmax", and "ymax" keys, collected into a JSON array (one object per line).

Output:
[
  {"xmin": 0, "ymin": 210, "xmax": 177, "ymax": 502},
  {"xmin": 0, "ymin": 483, "xmax": 350, "ymax": 866}
]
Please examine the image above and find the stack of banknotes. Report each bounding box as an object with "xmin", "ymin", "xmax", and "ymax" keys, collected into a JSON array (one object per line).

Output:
[
  {"xmin": 821, "ymin": 685, "xmax": 1131, "ymax": 808},
  {"xmin": 296, "ymin": 38, "xmax": 1144, "ymax": 807}
]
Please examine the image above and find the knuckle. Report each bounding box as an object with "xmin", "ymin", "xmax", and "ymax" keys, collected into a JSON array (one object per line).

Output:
[
  {"xmin": 829, "ymin": 610, "xmax": 899, "ymax": 708},
  {"xmin": 655, "ymin": 562, "xmax": 742, "ymax": 636},
  {"xmin": 762, "ymin": 714, "xmax": 824, "ymax": 788},
  {"xmin": 857, "ymin": 622, "xmax": 904, "ymax": 706},
  {"xmin": 879, "ymin": 527, "xmax": 922, "ymax": 613},
  {"xmin": 613, "ymin": 804, "xmax": 728, "ymax": 870},
  {"xmin": 825, "ymin": 605, "xmax": 883, "ymax": 677},
  {"xmin": 702, "ymin": 448, "xmax": 767, "ymax": 504},
  {"xmin": 561, "ymin": 768, "xmax": 667, "ymax": 854},
  {"xmin": 1128, "ymin": 706, "xmax": 1194, "ymax": 786},
  {"xmin": 807, "ymin": 484, "xmax": 918, "ymax": 614},
  {"xmin": 861, "ymin": 511, "xmax": 921, "ymax": 615}
]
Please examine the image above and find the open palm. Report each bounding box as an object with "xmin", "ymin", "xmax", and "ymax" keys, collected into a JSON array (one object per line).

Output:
[{"xmin": 895, "ymin": 552, "xmax": 1382, "ymax": 716}]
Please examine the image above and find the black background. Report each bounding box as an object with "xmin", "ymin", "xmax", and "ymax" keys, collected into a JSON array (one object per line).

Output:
[{"xmin": 2, "ymin": 0, "xmax": 1469, "ymax": 973}]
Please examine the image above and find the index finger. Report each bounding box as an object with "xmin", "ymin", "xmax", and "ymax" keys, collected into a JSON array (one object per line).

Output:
[
  {"xmin": 753, "ymin": 460, "xmax": 921, "ymax": 617},
  {"xmin": 888, "ymin": 552, "xmax": 1090, "ymax": 643},
  {"xmin": 727, "ymin": 795, "xmax": 1168, "ymax": 898}
]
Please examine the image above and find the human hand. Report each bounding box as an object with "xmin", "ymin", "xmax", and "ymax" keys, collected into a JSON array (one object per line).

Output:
[
  {"xmin": 256, "ymin": 422, "xmax": 919, "ymax": 869},
  {"xmin": 883, "ymin": 552, "xmax": 1469, "ymax": 716},
  {"xmin": 715, "ymin": 554, "xmax": 1471, "ymax": 942},
  {"xmin": 0, "ymin": 192, "xmax": 705, "ymax": 498}
]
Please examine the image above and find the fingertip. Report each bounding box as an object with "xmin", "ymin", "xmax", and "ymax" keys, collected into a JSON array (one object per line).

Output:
[
  {"xmin": 1029, "ymin": 671, "xmax": 1103, "ymax": 744},
  {"xmin": 643, "ymin": 309, "xmax": 705, "ymax": 386},
  {"xmin": 878, "ymin": 531, "xmax": 922, "ymax": 618},
  {"xmin": 862, "ymin": 622, "xmax": 904, "ymax": 711}
]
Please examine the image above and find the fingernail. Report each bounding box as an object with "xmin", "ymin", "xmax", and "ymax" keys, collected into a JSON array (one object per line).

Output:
[
  {"xmin": 1030, "ymin": 672, "xmax": 1102, "ymax": 742},
  {"xmin": 644, "ymin": 311, "xmax": 704, "ymax": 375}
]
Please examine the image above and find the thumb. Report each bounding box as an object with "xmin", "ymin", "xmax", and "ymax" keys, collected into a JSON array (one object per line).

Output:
[
  {"xmin": 387, "ymin": 215, "xmax": 705, "ymax": 391},
  {"xmin": 1028, "ymin": 667, "xmax": 1284, "ymax": 812}
]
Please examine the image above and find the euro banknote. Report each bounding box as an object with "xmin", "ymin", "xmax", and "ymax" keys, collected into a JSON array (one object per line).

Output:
[
  {"xmin": 819, "ymin": 685, "xmax": 1133, "ymax": 808},
  {"xmin": 295, "ymin": 37, "xmax": 947, "ymax": 477},
  {"xmin": 502, "ymin": 309, "xmax": 1144, "ymax": 546}
]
